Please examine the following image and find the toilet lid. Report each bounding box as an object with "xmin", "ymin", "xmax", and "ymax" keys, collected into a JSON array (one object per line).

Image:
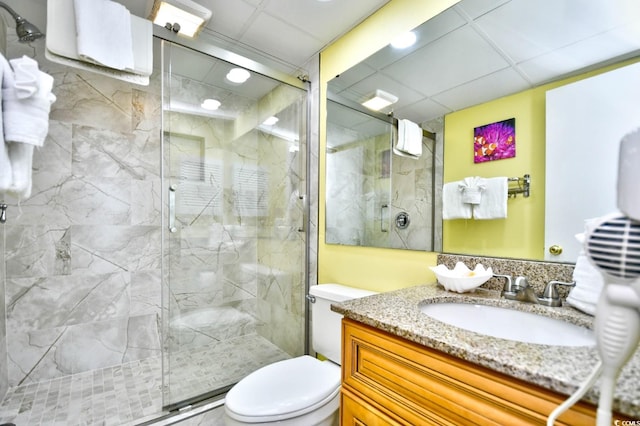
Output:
[{"xmin": 225, "ymin": 355, "xmax": 341, "ymax": 421}]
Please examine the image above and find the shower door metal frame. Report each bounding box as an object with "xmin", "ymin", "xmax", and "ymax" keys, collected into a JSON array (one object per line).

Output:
[{"xmin": 156, "ymin": 26, "xmax": 312, "ymax": 411}]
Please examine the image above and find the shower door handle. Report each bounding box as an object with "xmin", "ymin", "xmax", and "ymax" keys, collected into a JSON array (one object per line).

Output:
[
  {"xmin": 169, "ymin": 184, "xmax": 177, "ymax": 233},
  {"xmin": 298, "ymin": 194, "xmax": 306, "ymax": 232}
]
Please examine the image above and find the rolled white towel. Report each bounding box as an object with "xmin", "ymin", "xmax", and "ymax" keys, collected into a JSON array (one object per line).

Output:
[
  {"xmin": 459, "ymin": 176, "xmax": 486, "ymax": 205},
  {"xmin": 0, "ymin": 143, "xmax": 11, "ymax": 192},
  {"xmin": 1, "ymin": 55, "xmax": 56, "ymax": 200},
  {"xmin": 7, "ymin": 142, "xmax": 34, "ymax": 198}
]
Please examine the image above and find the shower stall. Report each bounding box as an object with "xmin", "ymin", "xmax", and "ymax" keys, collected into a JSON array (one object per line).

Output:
[
  {"xmin": 159, "ymin": 38, "xmax": 310, "ymax": 409},
  {"xmin": 0, "ymin": 23, "xmax": 311, "ymax": 424}
]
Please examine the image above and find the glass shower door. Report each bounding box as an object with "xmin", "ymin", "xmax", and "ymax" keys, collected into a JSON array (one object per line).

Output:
[{"xmin": 160, "ymin": 40, "xmax": 308, "ymax": 408}]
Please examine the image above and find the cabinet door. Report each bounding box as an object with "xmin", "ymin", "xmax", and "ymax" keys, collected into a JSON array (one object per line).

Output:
[{"xmin": 341, "ymin": 387, "xmax": 402, "ymax": 426}]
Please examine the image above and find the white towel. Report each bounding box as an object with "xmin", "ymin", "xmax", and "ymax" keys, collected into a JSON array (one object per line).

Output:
[
  {"xmin": 459, "ymin": 176, "xmax": 486, "ymax": 205},
  {"xmin": 473, "ymin": 177, "xmax": 507, "ymax": 219},
  {"xmin": 74, "ymin": 0, "xmax": 135, "ymax": 71},
  {"xmin": 394, "ymin": 119, "xmax": 422, "ymax": 158},
  {"xmin": 1, "ymin": 55, "xmax": 56, "ymax": 199},
  {"xmin": 0, "ymin": 54, "xmax": 11, "ymax": 192},
  {"xmin": 3, "ymin": 56, "xmax": 56, "ymax": 146},
  {"xmin": 566, "ymin": 250, "xmax": 604, "ymax": 316},
  {"xmin": 566, "ymin": 220, "xmax": 605, "ymax": 315},
  {"xmin": 443, "ymin": 181, "xmax": 472, "ymax": 219}
]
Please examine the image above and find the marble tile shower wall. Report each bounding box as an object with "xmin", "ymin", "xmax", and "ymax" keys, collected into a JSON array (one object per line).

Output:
[{"xmin": 2, "ymin": 40, "xmax": 163, "ymax": 387}]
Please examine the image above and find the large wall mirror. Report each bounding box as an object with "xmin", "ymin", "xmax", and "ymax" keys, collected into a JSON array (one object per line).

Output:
[{"xmin": 325, "ymin": 0, "xmax": 640, "ymax": 262}]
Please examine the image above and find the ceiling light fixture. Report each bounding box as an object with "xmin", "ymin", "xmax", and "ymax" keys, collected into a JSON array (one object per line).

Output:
[
  {"xmin": 361, "ymin": 89, "xmax": 398, "ymax": 111},
  {"xmin": 391, "ymin": 31, "xmax": 416, "ymax": 49},
  {"xmin": 201, "ymin": 99, "xmax": 221, "ymax": 110},
  {"xmin": 226, "ymin": 68, "xmax": 251, "ymax": 84},
  {"xmin": 262, "ymin": 116, "xmax": 279, "ymax": 126},
  {"xmin": 148, "ymin": 0, "xmax": 212, "ymax": 38}
]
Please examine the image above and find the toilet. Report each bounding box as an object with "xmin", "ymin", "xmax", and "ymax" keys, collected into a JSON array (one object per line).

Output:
[{"xmin": 224, "ymin": 284, "xmax": 376, "ymax": 426}]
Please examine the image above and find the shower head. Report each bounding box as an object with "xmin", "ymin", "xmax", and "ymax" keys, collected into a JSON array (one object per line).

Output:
[{"xmin": 0, "ymin": 1, "xmax": 44, "ymax": 42}]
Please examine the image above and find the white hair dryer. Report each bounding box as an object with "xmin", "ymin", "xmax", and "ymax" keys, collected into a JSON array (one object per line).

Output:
[{"xmin": 548, "ymin": 129, "xmax": 640, "ymax": 426}]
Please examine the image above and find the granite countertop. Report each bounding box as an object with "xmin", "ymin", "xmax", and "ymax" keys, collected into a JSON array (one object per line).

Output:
[{"xmin": 332, "ymin": 283, "xmax": 640, "ymax": 418}]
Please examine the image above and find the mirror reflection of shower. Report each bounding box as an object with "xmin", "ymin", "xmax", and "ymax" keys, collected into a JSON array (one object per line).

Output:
[{"xmin": 0, "ymin": 1, "xmax": 44, "ymax": 42}]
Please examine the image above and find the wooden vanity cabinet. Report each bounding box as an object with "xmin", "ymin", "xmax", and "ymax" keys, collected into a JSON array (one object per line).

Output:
[{"xmin": 341, "ymin": 318, "xmax": 609, "ymax": 426}]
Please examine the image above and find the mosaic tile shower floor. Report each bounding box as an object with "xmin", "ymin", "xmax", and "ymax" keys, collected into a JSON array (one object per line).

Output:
[{"xmin": 0, "ymin": 334, "xmax": 289, "ymax": 426}]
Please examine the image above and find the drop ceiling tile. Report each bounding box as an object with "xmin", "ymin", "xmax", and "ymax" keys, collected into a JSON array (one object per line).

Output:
[
  {"xmin": 474, "ymin": 0, "xmax": 636, "ymax": 64},
  {"xmin": 518, "ymin": 26, "xmax": 640, "ymax": 85},
  {"xmin": 394, "ymin": 98, "xmax": 451, "ymax": 125},
  {"xmin": 167, "ymin": 44, "xmax": 215, "ymax": 81},
  {"xmin": 205, "ymin": 0, "xmax": 258, "ymax": 40},
  {"xmin": 240, "ymin": 12, "xmax": 325, "ymax": 67},
  {"xmin": 263, "ymin": 0, "xmax": 389, "ymax": 41},
  {"xmin": 384, "ymin": 25, "xmax": 510, "ymax": 97},
  {"xmin": 329, "ymin": 63, "xmax": 377, "ymax": 94},
  {"xmin": 431, "ymin": 67, "xmax": 530, "ymax": 111},
  {"xmin": 454, "ymin": 0, "xmax": 511, "ymax": 19},
  {"xmin": 363, "ymin": 7, "xmax": 467, "ymax": 71}
]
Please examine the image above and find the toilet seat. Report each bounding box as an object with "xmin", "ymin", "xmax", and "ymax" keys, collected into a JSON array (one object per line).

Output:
[{"xmin": 225, "ymin": 355, "xmax": 341, "ymax": 423}]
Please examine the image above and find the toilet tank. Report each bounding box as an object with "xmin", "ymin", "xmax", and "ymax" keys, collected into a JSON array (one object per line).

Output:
[{"xmin": 309, "ymin": 284, "xmax": 377, "ymax": 364}]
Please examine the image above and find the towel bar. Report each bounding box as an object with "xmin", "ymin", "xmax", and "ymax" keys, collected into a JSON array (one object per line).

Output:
[{"xmin": 507, "ymin": 174, "xmax": 530, "ymax": 198}]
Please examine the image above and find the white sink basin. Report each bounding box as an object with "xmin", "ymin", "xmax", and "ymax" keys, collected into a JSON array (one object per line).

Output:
[{"xmin": 420, "ymin": 303, "xmax": 595, "ymax": 347}]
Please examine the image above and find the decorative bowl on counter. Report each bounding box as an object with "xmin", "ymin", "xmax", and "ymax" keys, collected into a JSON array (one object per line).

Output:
[{"xmin": 429, "ymin": 262, "xmax": 493, "ymax": 293}]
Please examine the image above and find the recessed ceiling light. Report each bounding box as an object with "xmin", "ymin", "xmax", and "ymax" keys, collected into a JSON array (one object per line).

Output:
[
  {"xmin": 361, "ymin": 90, "xmax": 398, "ymax": 111},
  {"xmin": 391, "ymin": 31, "xmax": 416, "ymax": 49},
  {"xmin": 201, "ymin": 98, "xmax": 221, "ymax": 110},
  {"xmin": 226, "ymin": 68, "xmax": 251, "ymax": 84},
  {"xmin": 262, "ymin": 116, "xmax": 279, "ymax": 126}
]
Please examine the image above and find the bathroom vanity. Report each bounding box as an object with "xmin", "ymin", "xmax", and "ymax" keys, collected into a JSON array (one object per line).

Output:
[{"xmin": 334, "ymin": 284, "xmax": 640, "ymax": 425}]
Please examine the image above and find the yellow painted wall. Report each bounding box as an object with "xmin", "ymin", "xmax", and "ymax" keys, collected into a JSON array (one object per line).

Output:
[
  {"xmin": 442, "ymin": 57, "xmax": 640, "ymax": 260},
  {"xmin": 443, "ymin": 89, "xmax": 546, "ymax": 260},
  {"xmin": 319, "ymin": 0, "xmax": 459, "ymax": 292},
  {"xmin": 319, "ymin": 0, "xmax": 639, "ymax": 293}
]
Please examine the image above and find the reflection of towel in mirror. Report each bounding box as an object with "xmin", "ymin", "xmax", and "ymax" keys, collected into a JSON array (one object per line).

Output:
[
  {"xmin": 473, "ymin": 177, "xmax": 507, "ymax": 219},
  {"xmin": 459, "ymin": 176, "xmax": 486, "ymax": 205},
  {"xmin": 393, "ymin": 119, "xmax": 422, "ymax": 158},
  {"xmin": 443, "ymin": 181, "xmax": 472, "ymax": 219}
]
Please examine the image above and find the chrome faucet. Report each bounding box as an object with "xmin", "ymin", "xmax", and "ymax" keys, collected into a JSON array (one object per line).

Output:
[{"xmin": 494, "ymin": 274, "xmax": 575, "ymax": 307}]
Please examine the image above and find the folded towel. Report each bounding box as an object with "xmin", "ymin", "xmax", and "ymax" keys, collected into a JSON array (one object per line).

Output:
[
  {"xmin": 394, "ymin": 119, "xmax": 422, "ymax": 158},
  {"xmin": 443, "ymin": 181, "xmax": 472, "ymax": 219},
  {"xmin": 7, "ymin": 143, "xmax": 34, "ymax": 198},
  {"xmin": 0, "ymin": 54, "xmax": 11, "ymax": 192},
  {"xmin": 473, "ymin": 177, "xmax": 507, "ymax": 219},
  {"xmin": 74, "ymin": 0, "xmax": 135, "ymax": 71},
  {"xmin": 0, "ymin": 54, "xmax": 56, "ymax": 199},
  {"xmin": 566, "ymin": 220, "xmax": 605, "ymax": 315},
  {"xmin": 566, "ymin": 251, "xmax": 603, "ymax": 316},
  {"xmin": 459, "ymin": 176, "xmax": 486, "ymax": 205},
  {"xmin": 3, "ymin": 56, "xmax": 56, "ymax": 147}
]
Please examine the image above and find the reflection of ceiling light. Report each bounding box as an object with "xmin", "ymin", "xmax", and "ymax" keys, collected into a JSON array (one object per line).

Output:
[
  {"xmin": 201, "ymin": 99, "xmax": 221, "ymax": 110},
  {"xmin": 148, "ymin": 0, "xmax": 212, "ymax": 38},
  {"xmin": 226, "ymin": 68, "xmax": 251, "ymax": 84},
  {"xmin": 361, "ymin": 89, "xmax": 398, "ymax": 111},
  {"xmin": 262, "ymin": 116, "xmax": 279, "ymax": 126},
  {"xmin": 391, "ymin": 31, "xmax": 416, "ymax": 49}
]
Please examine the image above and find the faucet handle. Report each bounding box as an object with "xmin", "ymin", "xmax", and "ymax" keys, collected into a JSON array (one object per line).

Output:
[
  {"xmin": 493, "ymin": 274, "xmax": 515, "ymax": 295},
  {"xmin": 538, "ymin": 280, "xmax": 576, "ymax": 306}
]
